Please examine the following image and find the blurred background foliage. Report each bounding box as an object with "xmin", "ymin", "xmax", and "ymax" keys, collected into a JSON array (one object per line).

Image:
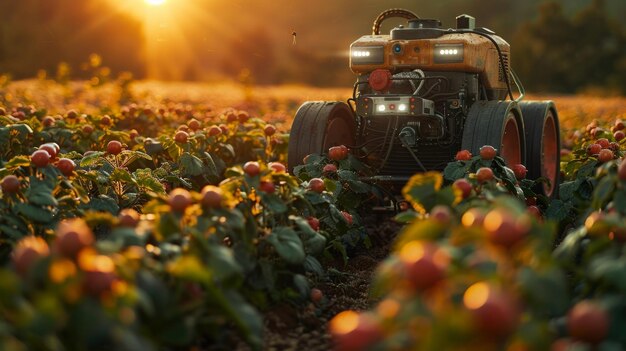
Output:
[{"xmin": 0, "ymin": 0, "xmax": 624, "ymax": 94}]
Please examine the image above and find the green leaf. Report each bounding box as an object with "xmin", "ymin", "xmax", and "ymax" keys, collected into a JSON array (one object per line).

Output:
[
  {"xmin": 111, "ymin": 168, "xmax": 137, "ymax": 185},
  {"xmin": 303, "ymin": 255, "xmax": 324, "ymax": 276},
  {"xmin": 15, "ymin": 203, "xmax": 53, "ymax": 223},
  {"xmin": 592, "ymin": 177, "xmax": 615, "ymax": 210},
  {"xmin": 134, "ymin": 168, "xmax": 165, "ymax": 194},
  {"xmin": 576, "ymin": 159, "xmax": 597, "ymax": 179},
  {"xmin": 291, "ymin": 215, "xmax": 327, "ymax": 255},
  {"xmin": 293, "ymin": 274, "xmax": 310, "ymax": 298},
  {"xmin": 0, "ymin": 224, "xmax": 25, "ymax": 240},
  {"xmin": 559, "ymin": 180, "xmax": 579, "ymax": 201},
  {"xmin": 168, "ymin": 255, "xmax": 212, "ymax": 283},
  {"xmin": 84, "ymin": 195, "xmax": 119, "ymax": 214},
  {"xmin": 443, "ymin": 161, "xmax": 469, "ymax": 181},
  {"xmin": 517, "ymin": 266, "xmax": 569, "ymax": 317},
  {"xmin": 28, "ymin": 191, "xmax": 58, "ymax": 207},
  {"xmin": 208, "ymin": 245, "xmax": 244, "ymax": 284},
  {"xmin": 266, "ymin": 227, "xmax": 305, "ymax": 265},
  {"xmin": 346, "ymin": 179, "xmax": 371, "ymax": 194},
  {"xmin": 589, "ymin": 255, "xmax": 626, "ymax": 292},
  {"xmin": 545, "ymin": 199, "xmax": 573, "ymax": 222},
  {"xmin": 221, "ymin": 290, "xmax": 263, "ymax": 349},
  {"xmin": 180, "ymin": 152, "xmax": 205, "ymax": 176},
  {"xmin": 260, "ymin": 193, "xmax": 288, "ymax": 214},
  {"xmin": 80, "ymin": 151, "xmax": 106, "ymax": 167},
  {"xmin": 202, "ymin": 152, "xmax": 219, "ymax": 178},
  {"xmin": 3, "ymin": 155, "xmax": 31, "ymax": 169}
]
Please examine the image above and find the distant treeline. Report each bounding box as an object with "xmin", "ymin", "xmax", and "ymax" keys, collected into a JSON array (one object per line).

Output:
[{"xmin": 0, "ymin": 0, "xmax": 624, "ymax": 94}]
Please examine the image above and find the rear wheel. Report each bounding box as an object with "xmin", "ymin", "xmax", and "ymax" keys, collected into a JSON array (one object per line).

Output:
[
  {"xmin": 287, "ymin": 101, "xmax": 356, "ymax": 173},
  {"xmin": 461, "ymin": 101, "xmax": 526, "ymax": 167},
  {"xmin": 519, "ymin": 101, "xmax": 560, "ymax": 198}
]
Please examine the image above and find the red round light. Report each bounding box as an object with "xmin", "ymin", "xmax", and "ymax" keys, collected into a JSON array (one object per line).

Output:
[
  {"xmin": 368, "ymin": 69, "xmax": 392, "ymax": 92},
  {"xmin": 389, "ymin": 104, "xmax": 396, "ymax": 110}
]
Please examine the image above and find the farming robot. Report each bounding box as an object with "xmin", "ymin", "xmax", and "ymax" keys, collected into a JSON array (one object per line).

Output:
[{"xmin": 288, "ymin": 9, "xmax": 560, "ymax": 197}]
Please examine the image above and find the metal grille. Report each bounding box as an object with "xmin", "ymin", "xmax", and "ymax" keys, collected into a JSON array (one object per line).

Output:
[{"xmin": 498, "ymin": 54, "xmax": 509, "ymax": 82}]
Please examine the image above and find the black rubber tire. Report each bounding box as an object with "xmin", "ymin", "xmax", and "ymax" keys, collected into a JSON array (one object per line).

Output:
[
  {"xmin": 287, "ymin": 101, "xmax": 356, "ymax": 173},
  {"xmin": 461, "ymin": 100, "xmax": 526, "ymax": 166},
  {"xmin": 519, "ymin": 101, "xmax": 561, "ymax": 198}
]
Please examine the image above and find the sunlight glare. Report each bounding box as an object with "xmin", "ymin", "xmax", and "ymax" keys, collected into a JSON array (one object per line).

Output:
[{"xmin": 145, "ymin": 0, "xmax": 166, "ymax": 6}]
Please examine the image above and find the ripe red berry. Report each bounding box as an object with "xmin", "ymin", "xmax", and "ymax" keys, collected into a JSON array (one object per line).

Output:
[
  {"xmin": 268, "ymin": 162, "xmax": 286, "ymax": 173},
  {"xmin": 430, "ymin": 205, "xmax": 452, "ymax": 223},
  {"xmin": 66, "ymin": 110, "xmax": 78, "ymax": 119},
  {"xmin": 453, "ymin": 178, "xmax": 472, "ymax": 199},
  {"xmin": 243, "ymin": 161, "xmax": 261, "ymax": 177},
  {"xmin": 511, "ymin": 164, "xmax": 527, "ymax": 180},
  {"xmin": 237, "ymin": 111, "xmax": 249, "ymax": 123},
  {"xmin": 168, "ymin": 188, "xmax": 192, "ymax": 213},
  {"xmin": 106, "ymin": 140, "xmax": 123, "ymax": 155},
  {"xmin": 82, "ymin": 124, "xmax": 94, "ymax": 135},
  {"xmin": 13, "ymin": 236, "xmax": 50, "ymax": 277},
  {"xmin": 597, "ymin": 138, "xmax": 610, "ymax": 149},
  {"xmin": 323, "ymin": 163, "xmax": 338, "ymax": 174},
  {"xmin": 174, "ymin": 130, "xmax": 189, "ymax": 144},
  {"xmin": 619, "ymin": 159, "xmax": 626, "ymax": 181},
  {"xmin": 100, "ymin": 115, "xmax": 112, "ymax": 126},
  {"xmin": 31, "ymin": 150, "xmax": 51, "ymax": 168},
  {"xmin": 328, "ymin": 145, "xmax": 349, "ymax": 161},
  {"xmin": 208, "ymin": 125, "xmax": 221, "ymax": 136},
  {"xmin": 310, "ymin": 288, "xmax": 323, "ymax": 303},
  {"xmin": 455, "ymin": 149, "xmax": 472, "ymax": 161},
  {"xmin": 39, "ymin": 143, "xmax": 58, "ymax": 159},
  {"xmin": 188, "ymin": 119, "xmax": 201, "ymax": 131},
  {"xmin": 308, "ymin": 178, "xmax": 325, "ymax": 193},
  {"xmin": 118, "ymin": 209, "xmax": 140, "ymax": 227},
  {"xmin": 1, "ymin": 175, "xmax": 20, "ymax": 193},
  {"xmin": 307, "ymin": 217, "xmax": 320, "ymax": 231},
  {"xmin": 55, "ymin": 219, "xmax": 95, "ymax": 258},
  {"xmin": 56, "ymin": 158, "xmax": 76, "ymax": 176},
  {"xmin": 614, "ymin": 120, "xmax": 625, "ymax": 131},
  {"xmin": 201, "ymin": 185, "xmax": 223, "ymax": 209},
  {"xmin": 598, "ymin": 149, "xmax": 614, "ymax": 163},
  {"xmin": 341, "ymin": 211, "xmax": 353, "ymax": 226},
  {"xmin": 264, "ymin": 125, "xmax": 276, "ymax": 137},
  {"xmin": 476, "ymin": 167, "xmax": 494, "ymax": 183},
  {"xmin": 587, "ymin": 143, "xmax": 602, "ymax": 156},
  {"xmin": 42, "ymin": 116, "xmax": 55, "ymax": 127},
  {"xmin": 259, "ymin": 181, "xmax": 276, "ymax": 194},
  {"xmin": 479, "ymin": 145, "xmax": 497, "ymax": 160},
  {"xmin": 567, "ymin": 300, "xmax": 609, "ymax": 344},
  {"xmin": 614, "ymin": 131, "xmax": 625, "ymax": 142}
]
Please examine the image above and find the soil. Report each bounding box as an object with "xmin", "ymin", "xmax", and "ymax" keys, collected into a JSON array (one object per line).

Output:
[{"xmin": 212, "ymin": 216, "xmax": 402, "ymax": 351}]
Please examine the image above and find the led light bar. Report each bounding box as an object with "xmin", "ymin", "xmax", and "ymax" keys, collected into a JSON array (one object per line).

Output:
[
  {"xmin": 434, "ymin": 44, "xmax": 464, "ymax": 63},
  {"xmin": 356, "ymin": 96, "xmax": 435, "ymax": 117},
  {"xmin": 350, "ymin": 45, "xmax": 385, "ymax": 65}
]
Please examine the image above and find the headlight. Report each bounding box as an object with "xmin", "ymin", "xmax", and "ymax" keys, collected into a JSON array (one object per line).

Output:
[
  {"xmin": 350, "ymin": 46, "xmax": 384, "ymax": 65},
  {"xmin": 434, "ymin": 44, "xmax": 464, "ymax": 63}
]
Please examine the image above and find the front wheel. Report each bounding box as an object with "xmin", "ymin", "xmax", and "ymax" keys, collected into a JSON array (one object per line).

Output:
[{"xmin": 287, "ymin": 101, "xmax": 356, "ymax": 173}]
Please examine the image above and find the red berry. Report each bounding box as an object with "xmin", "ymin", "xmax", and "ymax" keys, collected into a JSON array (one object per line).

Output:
[
  {"xmin": 463, "ymin": 283, "xmax": 520, "ymax": 338},
  {"xmin": 243, "ymin": 161, "xmax": 260, "ymax": 177},
  {"xmin": 430, "ymin": 205, "xmax": 451, "ymax": 223},
  {"xmin": 42, "ymin": 116, "xmax": 55, "ymax": 127},
  {"xmin": 31, "ymin": 150, "xmax": 51, "ymax": 167},
  {"xmin": 201, "ymin": 185, "xmax": 223, "ymax": 209},
  {"xmin": 323, "ymin": 163, "xmax": 338, "ymax": 174},
  {"xmin": 226, "ymin": 112, "xmax": 238, "ymax": 123},
  {"xmin": 597, "ymin": 138, "xmax": 610, "ymax": 149},
  {"xmin": 329, "ymin": 311, "xmax": 382, "ymax": 351},
  {"xmin": 237, "ymin": 111, "xmax": 249, "ymax": 123},
  {"xmin": 100, "ymin": 115, "xmax": 112, "ymax": 126},
  {"xmin": 118, "ymin": 209, "xmax": 140, "ymax": 227},
  {"xmin": 39, "ymin": 144, "xmax": 57, "ymax": 159},
  {"xmin": 614, "ymin": 131, "xmax": 625, "ymax": 142},
  {"xmin": 455, "ymin": 149, "xmax": 472, "ymax": 161},
  {"xmin": 400, "ymin": 241, "xmax": 447, "ymax": 291},
  {"xmin": 106, "ymin": 140, "xmax": 123, "ymax": 155},
  {"xmin": 479, "ymin": 145, "xmax": 497, "ymax": 160},
  {"xmin": 511, "ymin": 164, "xmax": 527, "ymax": 180},
  {"xmin": 587, "ymin": 143, "xmax": 602, "ymax": 156},
  {"xmin": 264, "ymin": 125, "xmax": 276, "ymax": 137},
  {"xmin": 129, "ymin": 129, "xmax": 139, "ymax": 140},
  {"xmin": 13, "ymin": 236, "xmax": 50, "ymax": 277},
  {"xmin": 55, "ymin": 219, "xmax": 95, "ymax": 259},
  {"xmin": 328, "ymin": 145, "xmax": 349, "ymax": 161},
  {"xmin": 475, "ymin": 167, "xmax": 494, "ymax": 183},
  {"xmin": 56, "ymin": 158, "xmax": 76, "ymax": 176},
  {"xmin": 1, "ymin": 175, "xmax": 20, "ymax": 193},
  {"xmin": 66, "ymin": 110, "xmax": 78, "ymax": 119},
  {"xmin": 82, "ymin": 124, "xmax": 94, "ymax": 134},
  {"xmin": 453, "ymin": 178, "xmax": 472, "ymax": 199},
  {"xmin": 174, "ymin": 131, "xmax": 189, "ymax": 144},
  {"xmin": 188, "ymin": 119, "xmax": 201, "ymax": 131},
  {"xmin": 310, "ymin": 288, "xmax": 323, "ymax": 303},
  {"xmin": 527, "ymin": 205, "xmax": 542, "ymax": 219},
  {"xmin": 598, "ymin": 149, "xmax": 614, "ymax": 163},
  {"xmin": 208, "ymin": 125, "xmax": 221, "ymax": 136},
  {"xmin": 259, "ymin": 181, "xmax": 275, "ymax": 194},
  {"xmin": 307, "ymin": 217, "xmax": 320, "ymax": 231},
  {"xmin": 614, "ymin": 120, "xmax": 625, "ymax": 131},
  {"xmin": 308, "ymin": 178, "xmax": 325, "ymax": 193},
  {"xmin": 168, "ymin": 188, "xmax": 192, "ymax": 213},
  {"xmin": 341, "ymin": 211, "xmax": 353, "ymax": 226},
  {"xmin": 567, "ymin": 300, "xmax": 609, "ymax": 344},
  {"xmin": 268, "ymin": 162, "xmax": 286, "ymax": 173},
  {"xmin": 483, "ymin": 209, "xmax": 530, "ymax": 249}
]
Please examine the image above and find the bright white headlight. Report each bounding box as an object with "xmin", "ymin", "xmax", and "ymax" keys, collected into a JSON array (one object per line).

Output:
[
  {"xmin": 398, "ymin": 104, "xmax": 407, "ymax": 112},
  {"xmin": 377, "ymin": 105, "xmax": 386, "ymax": 112}
]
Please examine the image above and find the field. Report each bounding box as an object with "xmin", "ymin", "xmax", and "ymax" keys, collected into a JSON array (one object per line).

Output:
[{"xmin": 2, "ymin": 78, "xmax": 626, "ymax": 350}]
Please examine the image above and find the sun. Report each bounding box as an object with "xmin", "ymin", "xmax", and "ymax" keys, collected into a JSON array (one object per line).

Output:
[{"xmin": 145, "ymin": 0, "xmax": 166, "ymax": 6}]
